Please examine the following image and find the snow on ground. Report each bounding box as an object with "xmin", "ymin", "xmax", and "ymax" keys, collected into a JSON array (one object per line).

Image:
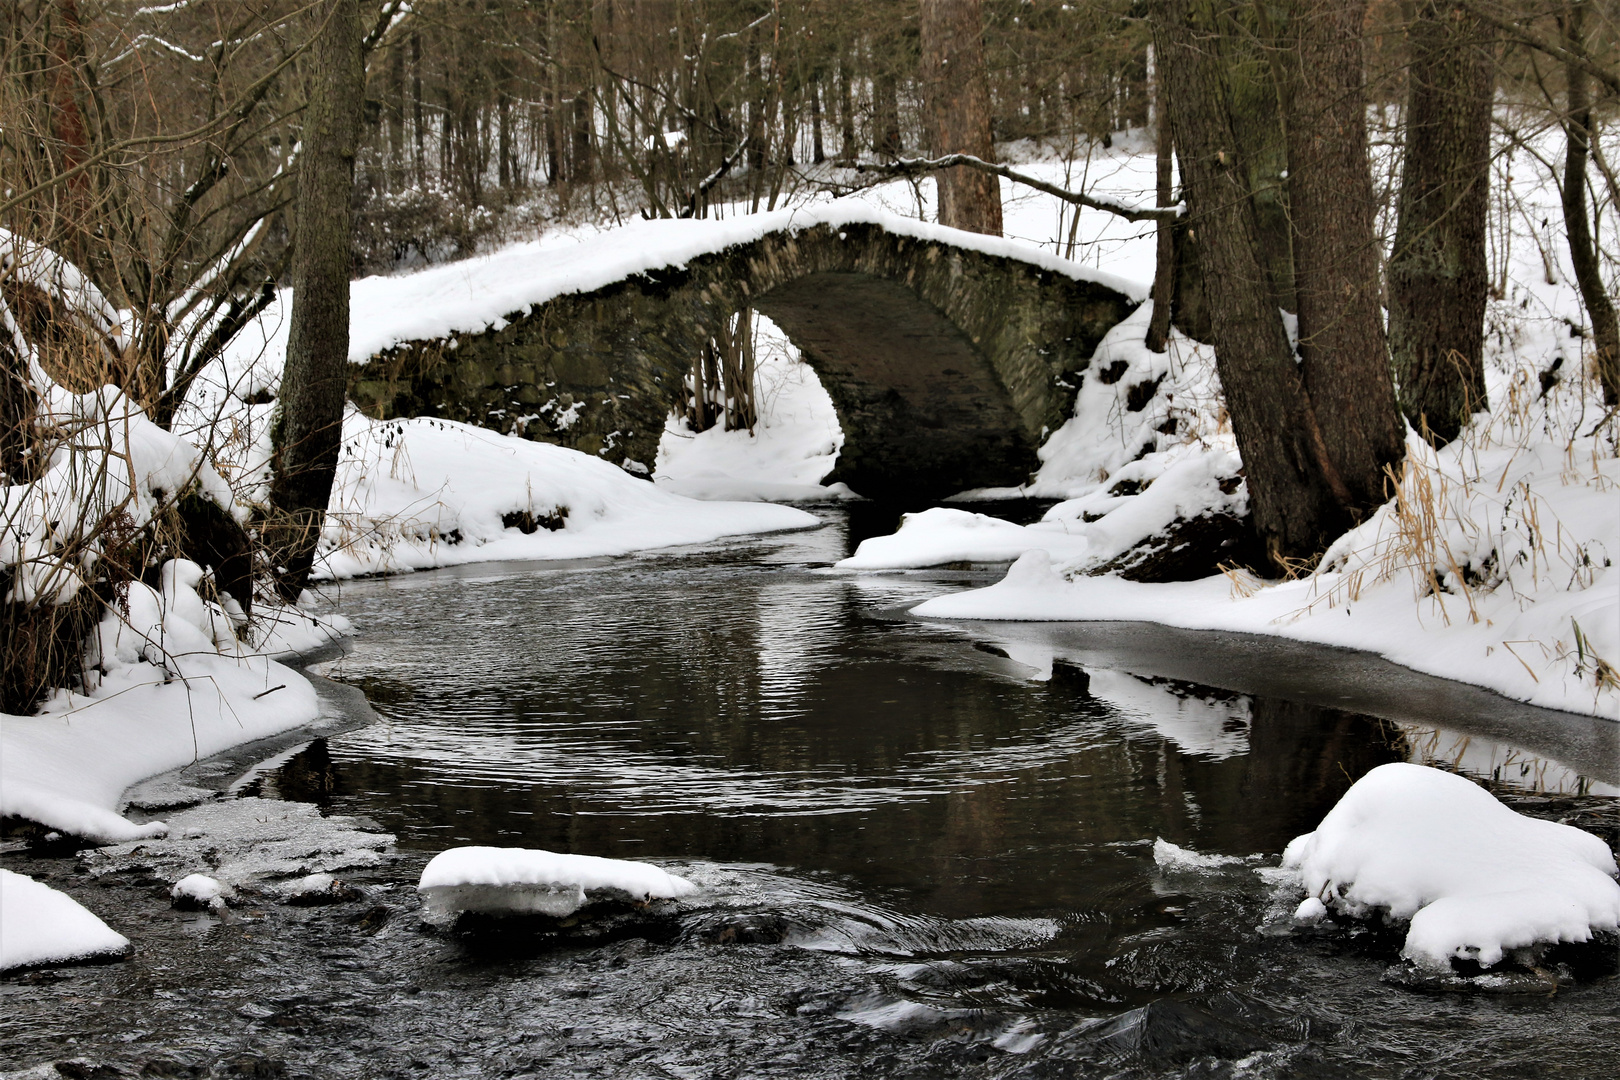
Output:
[
  {"xmin": 170, "ymin": 873, "xmax": 230, "ymax": 910},
  {"xmin": 1, "ymin": 383, "xmax": 340, "ymax": 843},
  {"xmin": 838, "ymin": 132, "xmax": 1620, "ymax": 722},
  {"xmin": 653, "ymin": 315, "xmax": 855, "ymax": 502},
  {"xmin": 417, "ymin": 845, "xmax": 697, "ymax": 922},
  {"xmin": 1281, "ymin": 763, "xmax": 1620, "ymax": 970},
  {"xmin": 0, "ymin": 593, "xmax": 322, "ymax": 842},
  {"xmin": 0, "ymin": 869, "xmax": 130, "ymax": 972},
  {"xmin": 313, "ymin": 411, "xmax": 818, "ymax": 578}
]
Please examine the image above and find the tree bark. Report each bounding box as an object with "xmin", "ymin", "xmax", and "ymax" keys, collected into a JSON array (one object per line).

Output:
[
  {"xmin": 1153, "ymin": 0, "xmax": 1351, "ymax": 562},
  {"xmin": 837, "ymin": 50, "xmax": 857, "ymax": 164},
  {"xmin": 1387, "ymin": 0, "xmax": 1493, "ymax": 443},
  {"xmin": 1281, "ymin": 0, "xmax": 1406, "ymax": 510},
  {"xmin": 918, "ymin": 0, "xmax": 1003, "ymax": 236},
  {"xmin": 266, "ymin": 0, "xmax": 365, "ymax": 603},
  {"xmin": 1145, "ymin": 55, "xmax": 1175, "ymax": 352},
  {"xmin": 873, "ymin": 64, "xmax": 902, "ymax": 158},
  {"xmin": 1559, "ymin": 0, "xmax": 1620, "ymax": 406}
]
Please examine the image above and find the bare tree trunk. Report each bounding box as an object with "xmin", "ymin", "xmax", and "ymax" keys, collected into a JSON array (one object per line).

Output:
[
  {"xmin": 1282, "ymin": 0, "xmax": 1405, "ymax": 510},
  {"xmin": 411, "ymin": 30, "xmax": 424, "ymax": 185},
  {"xmin": 918, "ymin": 0, "xmax": 1003, "ymax": 236},
  {"xmin": 1153, "ymin": 0, "xmax": 1351, "ymax": 563},
  {"xmin": 1559, "ymin": 0, "xmax": 1620, "ymax": 406},
  {"xmin": 1145, "ymin": 53, "xmax": 1175, "ymax": 352},
  {"xmin": 1387, "ymin": 0, "xmax": 1493, "ymax": 443},
  {"xmin": 48, "ymin": 0, "xmax": 91, "ymax": 263},
  {"xmin": 837, "ymin": 50, "xmax": 857, "ymax": 164},
  {"xmin": 266, "ymin": 0, "xmax": 365, "ymax": 603},
  {"xmin": 810, "ymin": 72, "xmax": 826, "ymax": 164},
  {"xmin": 874, "ymin": 67, "xmax": 902, "ymax": 158}
]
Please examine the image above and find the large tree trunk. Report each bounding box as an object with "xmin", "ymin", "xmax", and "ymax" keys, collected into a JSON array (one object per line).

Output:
[
  {"xmin": 266, "ymin": 0, "xmax": 365, "ymax": 603},
  {"xmin": 1145, "ymin": 52, "xmax": 1175, "ymax": 353},
  {"xmin": 918, "ymin": 0, "xmax": 1003, "ymax": 236},
  {"xmin": 1153, "ymin": 0, "xmax": 1351, "ymax": 563},
  {"xmin": 1559, "ymin": 0, "xmax": 1620, "ymax": 406},
  {"xmin": 1386, "ymin": 0, "xmax": 1493, "ymax": 443},
  {"xmin": 1281, "ymin": 0, "xmax": 1405, "ymax": 510}
]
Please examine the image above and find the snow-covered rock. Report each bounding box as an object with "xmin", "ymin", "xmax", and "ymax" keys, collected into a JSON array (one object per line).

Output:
[
  {"xmin": 0, "ymin": 869, "xmax": 130, "ymax": 971},
  {"xmin": 170, "ymin": 873, "xmax": 230, "ymax": 910},
  {"xmin": 1281, "ymin": 763, "xmax": 1620, "ymax": 970},
  {"xmin": 417, "ymin": 846, "xmax": 698, "ymax": 923}
]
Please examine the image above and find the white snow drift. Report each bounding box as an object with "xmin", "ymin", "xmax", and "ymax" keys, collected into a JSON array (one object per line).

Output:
[
  {"xmin": 0, "ymin": 869, "xmax": 130, "ymax": 972},
  {"xmin": 417, "ymin": 845, "xmax": 697, "ymax": 922},
  {"xmin": 1282, "ymin": 763, "xmax": 1620, "ymax": 970}
]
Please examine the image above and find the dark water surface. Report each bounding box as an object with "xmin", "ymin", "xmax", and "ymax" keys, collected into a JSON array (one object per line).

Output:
[{"xmin": 3, "ymin": 509, "xmax": 1617, "ymax": 1079}]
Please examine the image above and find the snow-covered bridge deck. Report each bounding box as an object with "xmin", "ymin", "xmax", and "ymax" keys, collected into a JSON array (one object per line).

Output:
[{"xmin": 340, "ymin": 203, "xmax": 1143, "ymax": 499}]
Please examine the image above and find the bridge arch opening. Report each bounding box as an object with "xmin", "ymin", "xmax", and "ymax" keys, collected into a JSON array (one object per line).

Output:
[{"xmin": 751, "ymin": 272, "xmax": 1040, "ymax": 502}]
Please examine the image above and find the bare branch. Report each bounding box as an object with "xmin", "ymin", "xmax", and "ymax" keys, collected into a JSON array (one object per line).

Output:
[{"xmin": 853, "ymin": 154, "xmax": 1180, "ymax": 223}]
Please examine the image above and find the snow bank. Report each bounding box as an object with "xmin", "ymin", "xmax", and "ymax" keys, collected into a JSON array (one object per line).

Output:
[
  {"xmin": 899, "ymin": 297, "xmax": 1620, "ymax": 718},
  {"xmin": 1282, "ymin": 764, "xmax": 1620, "ymax": 970},
  {"xmin": 417, "ymin": 845, "xmax": 697, "ymax": 922},
  {"xmin": 1, "ymin": 558, "xmax": 322, "ymax": 843},
  {"xmin": 910, "ymin": 405, "xmax": 1619, "ymax": 719},
  {"xmin": 314, "ymin": 411, "xmax": 817, "ymax": 578},
  {"xmin": 0, "ymin": 869, "xmax": 129, "ymax": 971}
]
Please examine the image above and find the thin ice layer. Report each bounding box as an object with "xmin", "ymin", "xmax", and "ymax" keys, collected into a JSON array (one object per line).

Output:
[
  {"xmin": 417, "ymin": 846, "xmax": 697, "ymax": 921},
  {"xmin": 1282, "ymin": 763, "xmax": 1620, "ymax": 969}
]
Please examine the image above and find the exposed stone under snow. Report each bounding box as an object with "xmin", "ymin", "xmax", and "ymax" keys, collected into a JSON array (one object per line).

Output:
[
  {"xmin": 1281, "ymin": 763, "xmax": 1620, "ymax": 970},
  {"xmin": 0, "ymin": 869, "xmax": 130, "ymax": 972},
  {"xmin": 417, "ymin": 845, "xmax": 698, "ymax": 923}
]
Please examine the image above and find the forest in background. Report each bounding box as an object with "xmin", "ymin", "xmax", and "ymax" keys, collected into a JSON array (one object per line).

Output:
[{"xmin": 1, "ymin": 0, "xmax": 1618, "ymax": 708}]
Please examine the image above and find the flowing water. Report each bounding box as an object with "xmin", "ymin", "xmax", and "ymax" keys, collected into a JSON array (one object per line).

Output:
[{"xmin": 3, "ymin": 508, "xmax": 1617, "ymax": 1079}]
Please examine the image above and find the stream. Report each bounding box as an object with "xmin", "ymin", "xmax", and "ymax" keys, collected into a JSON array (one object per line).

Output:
[{"xmin": 2, "ymin": 507, "xmax": 1617, "ymax": 1079}]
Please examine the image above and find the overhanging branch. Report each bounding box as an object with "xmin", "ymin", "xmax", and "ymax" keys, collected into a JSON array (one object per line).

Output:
[{"xmin": 853, "ymin": 154, "xmax": 1180, "ymax": 223}]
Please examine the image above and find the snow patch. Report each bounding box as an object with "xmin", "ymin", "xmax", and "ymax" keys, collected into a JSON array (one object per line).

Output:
[{"xmin": 0, "ymin": 869, "xmax": 130, "ymax": 972}]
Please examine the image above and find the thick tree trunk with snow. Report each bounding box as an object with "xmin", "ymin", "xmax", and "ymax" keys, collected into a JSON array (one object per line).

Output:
[
  {"xmin": 266, "ymin": 0, "xmax": 365, "ymax": 603},
  {"xmin": 1153, "ymin": 0, "xmax": 1351, "ymax": 562},
  {"xmin": 919, "ymin": 0, "xmax": 1003, "ymax": 236},
  {"xmin": 1559, "ymin": 0, "xmax": 1620, "ymax": 407},
  {"xmin": 1387, "ymin": 0, "xmax": 1493, "ymax": 443},
  {"xmin": 1281, "ymin": 0, "xmax": 1405, "ymax": 511}
]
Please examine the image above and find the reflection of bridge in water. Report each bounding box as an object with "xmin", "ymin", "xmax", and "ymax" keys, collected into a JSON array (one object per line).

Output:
[{"xmin": 348, "ymin": 211, "xmax": 1138, "ymax": 501}]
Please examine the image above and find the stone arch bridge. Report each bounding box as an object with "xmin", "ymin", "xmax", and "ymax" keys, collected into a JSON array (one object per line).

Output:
[{"xmin": 347, "ymin": 216, "xmax": 1139, "ymax": 500}]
